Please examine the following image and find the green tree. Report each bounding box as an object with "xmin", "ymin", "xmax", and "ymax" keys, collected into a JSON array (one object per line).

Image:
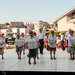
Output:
[{"xmin": 5, "ymin": 22, "xmax": 10, "ymax": 26}]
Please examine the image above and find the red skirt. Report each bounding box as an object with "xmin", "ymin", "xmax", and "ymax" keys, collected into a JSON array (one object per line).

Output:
[
  {"xmin": 22, "ymin": 43, "xmax": 26, "ymax": 50},
  {"xmin": 47, "ymin": 45, "xmax": 56, "ymax": 51},
  {"xmin": 0, "ymin": 47, "xmax": 4, "ymax": 55}
]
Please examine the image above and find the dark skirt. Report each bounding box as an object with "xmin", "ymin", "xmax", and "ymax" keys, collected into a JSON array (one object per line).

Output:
[
  {"xmin": 47, "ymin": 45, "xmax": 56, "ymax": 51},
  {"xmin": 27, "ymin": 49, "xmax": 36, "ymax": 58},
  {"xmin": 16, "ymin": 46, "xmax": 22, "ymax": 52}
]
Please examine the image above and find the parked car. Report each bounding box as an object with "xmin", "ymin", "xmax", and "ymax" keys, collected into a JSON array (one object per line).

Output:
[{"xmin": 5, "ymin": 32, "xmax": 17, "ymax": 44}]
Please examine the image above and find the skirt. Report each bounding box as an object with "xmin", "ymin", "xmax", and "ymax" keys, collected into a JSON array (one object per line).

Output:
[
  {"xmin": 47, "ymin": 45, "xmax": 56, "ymax": 51},
  {"xmin": 16, "ymin": 46, "xmax": 22, "ymax": 52},
  {"xmin": 67, "ymin": 46, "xmax": 75, "ymax": 53},
  {"xmin": 22, "ymin": 43, "xmax": 26, "ymax": 50},
  {"xmin": 27, "ymin": 49, "xmax": 36, "ymax": 58},
  {"xmin": 0, "ymin": 48, "xmax": 4, "ymax": 55}
]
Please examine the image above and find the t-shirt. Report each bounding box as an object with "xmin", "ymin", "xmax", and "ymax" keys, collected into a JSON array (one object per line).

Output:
[
  {"xmin": 0, "ymin": 37, "xmax": 5, "ymax": 48},
  {"xmin": 20, "ymin": 36, "xmax": 26, "ymax": 43},
  {"xmin": 14, "ymin": 37, "xmax": 24, "ymax": 47},
  {"xmin": 27, "ymin": 36, "xmax": 38, "ymax": 49}
]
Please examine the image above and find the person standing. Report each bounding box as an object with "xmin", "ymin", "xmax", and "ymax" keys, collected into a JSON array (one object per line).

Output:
[
  {"xmin": 37, "ymin": 28, "xmax": 45, "ymax": 55},
  {"xmin": 14, "ymin": 34, "xmax": 24, "ymax": 59},
  {"xmin": 67, "ymin": 30, "xmax": 75, "ymax": 60},
  {"xmin": 0, "ymin": 34, "xmax": 5, "ymax": 59},
  {"xmin": 47, "ymin": 31, "xmax": 57, "ymax": 60},
  {"xmin": 13, "ymin": 33, "xmax": 16, "ymax": 42},
  {"xmin": 65, "ymin": 29, "xmax": 71, "ymax": 47},
  {"xmin": 21, "ymin": 33, "xmax": 26, "ymax": 55},
  {"xmin": 60, "ymin": 33, "xmax": 65, "ymax": 51},
  {"xmin": 26, "ymin": 31, "xmax": 40, "ymax": 64},
  {"xmin": 34, "ymin": 32, "xmax": 39, "ymax": 59}
]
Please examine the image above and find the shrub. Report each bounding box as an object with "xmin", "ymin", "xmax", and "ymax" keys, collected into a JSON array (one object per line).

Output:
[{"xmin": 45, "ymin": 31, "xmax": 68, "ymax": 37}]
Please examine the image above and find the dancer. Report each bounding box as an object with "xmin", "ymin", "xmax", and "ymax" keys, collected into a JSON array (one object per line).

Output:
[
  {"xmin": 37, "ymin": 28, "xmax": 45, "ymax": 55},
  {"xmin": 34, "ymin": 32, "xmax": 39, "ymax": 59},
  {"xmin": 21, "ymin": 33, "xmax": 26, "ymax": 55},
  {"xmin": 26, "ymin": 31, "xmax": 40, "ymax": 64},
  {"xmin": 67, "ymin": 30, "xmax": 75, "ymax": 60},
  {"xmin": 47, "ymin": 31, "xmax": 57, "ymax": 60},
  {"xmin": 14, "ymin": 34, "xmax": 24, "ymax": 59},
  {"xmin": 0, "ymin": 34, "xmax": 5, "ymax": 59}
]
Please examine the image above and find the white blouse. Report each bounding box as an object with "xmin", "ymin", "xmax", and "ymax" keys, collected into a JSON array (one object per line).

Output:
[
  {"xmin": 48, "ymin": 34, "xmax": 57, "ymax": 48},
  {"xmin": 27, "ymin": 36, "xmax": 38, "ymax": 49},
  {"xmin": 0, "ymin": 37, "xmax": 5, "ymax": 48},
  {"xmin": 20, "ymin": 36, "xmax": 26, "ymax": 43},
  {"xmin": 15, "ymin": 37, "xmax": 24, "ymax": 47},
  {"xmin": 68, "ymin": 34, "xmax": 75, "ymax": 46}
]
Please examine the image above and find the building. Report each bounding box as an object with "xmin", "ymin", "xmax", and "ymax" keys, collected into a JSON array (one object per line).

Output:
[
  {"xmin": 53, "ymin": 7, "xmax": 75, "ymax": 31},
  {"xmin": 0, "ymin": 24, "xmax": 8, "ymax": 29},
  {"xmin": 10, "ymin": 22, "xmax": 24, "ymax": 28}
]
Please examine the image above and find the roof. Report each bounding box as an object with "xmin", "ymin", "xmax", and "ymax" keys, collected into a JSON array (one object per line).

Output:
[
  {"xmin": 0, "ymin": 24, "xmax": 8, "ymax": 29},
  {"xmin": 10, "ymin": 22, "xmax": 24, "ymax": 28},
  {"xmin": 53, "ymin": 7, "xmax": 75, "ymax": 23}
]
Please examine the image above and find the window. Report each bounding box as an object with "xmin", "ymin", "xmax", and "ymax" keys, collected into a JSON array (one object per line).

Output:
[{"xmin": 72, "ymin": 11, "xmax": 75, "ymax": 19}]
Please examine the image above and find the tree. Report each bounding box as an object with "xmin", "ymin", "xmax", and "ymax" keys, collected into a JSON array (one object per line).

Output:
[{"xmin": 5, "ymin": 22, "xmax": 10, "ymax": 26}]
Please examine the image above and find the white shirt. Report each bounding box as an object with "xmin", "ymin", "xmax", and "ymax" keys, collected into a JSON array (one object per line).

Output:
[
  {"xmin": 65, "ymin": 32, "xmax": 70, "ymax": 40},
  {"xmin": 0, "ymin": 37, "xmax": 5, "ymax": 48},
  {"xmin": 34, "ymin": 36, "xmax": 39, "ymax": 48},
  {"xmin": 14, "ymin": 37, "xmax": 24, "ymax": 47},
  {"xmin": 37, "ymin": 31, "xmax": 45, "ymax": 40},
  {"xmin": 68, "ymin": 34, "xmax": 74, "ymax": 46},
  {"xmin": 27, "ymin": 36, "xmax": 38, "ymax": 49},
  {"xmin": 61, "ymin": 35, "xmax": 64, "ymax": 41},
  {"xmin": 48, "ymin": 34, "xmax": 57, "ymax": 48},
  {"xmin": 20, "ymin": 36, "xmax": 26, "ymax": 43}
]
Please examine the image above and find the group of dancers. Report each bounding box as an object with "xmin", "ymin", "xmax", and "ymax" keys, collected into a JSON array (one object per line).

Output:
[{"xmin": 0, "ymin": 28, "xmax": 75, "ymax": 65}]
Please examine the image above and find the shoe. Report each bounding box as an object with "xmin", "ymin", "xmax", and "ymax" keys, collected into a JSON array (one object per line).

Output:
[
  {"xmin": 19, "ymin": 57, "xmax": 21, "ymax": 60},
  {"xmin": 51, "ymin": 57, "xmax": 53, "ymax": 60},
  {"xmin": 34, "ymin": 61, "xmax": 36, "ymax": 64},
  {"xmin": 18, "ymin": 57, "xmax": 19, "ymax": 59},
  {"xmin": 2, "ymin": 58, "xmax": 4, "ymax": 60},
  {"xmin": 29, "ymin": 61, "xmax": 31, "ymax": 64},
  {"xmin": 54, "ymin": 57, "xmax": 56, "ymax": 60},
  {"xmin": 72, "ymin": 58, "xmax": 74, "ymax": 60},
  {"xmin": 41, "ymin": 53, "xmax": 43, "ymax": 55},
  {"xmin": 37, "ymin": 57, "xmax": 39, "ymax": 59}
]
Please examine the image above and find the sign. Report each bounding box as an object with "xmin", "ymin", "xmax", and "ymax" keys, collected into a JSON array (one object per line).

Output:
[
  {"xmin": 34, "ymin": 22, "xmax": 42, "ymax": 33},
  {"xmin": 19, "ymin": 28, "xmax": 25, "ymax": 35},
  {"xmin": 11, "ymin": 28, "xmax": 17, "ymax": 33}
]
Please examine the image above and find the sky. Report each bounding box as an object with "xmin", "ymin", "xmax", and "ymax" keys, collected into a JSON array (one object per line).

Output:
[{"xmin": 0, "ymin": 0, "xmax": 75, "ymax": 24}]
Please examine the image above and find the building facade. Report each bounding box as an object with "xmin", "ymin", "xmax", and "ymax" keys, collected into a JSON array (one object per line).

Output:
[{"xmin": 53, "ymin": 7, "xmax": 75, "ymax": 31}]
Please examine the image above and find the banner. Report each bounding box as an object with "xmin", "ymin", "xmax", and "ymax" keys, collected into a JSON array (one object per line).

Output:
[
  {"xmin": 19, "ymin": 28, "xmax": 25, "ymax": 35},
  {"xmin": 34, "ymin": 22, "xmax": 42, "ymax": 33}
]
